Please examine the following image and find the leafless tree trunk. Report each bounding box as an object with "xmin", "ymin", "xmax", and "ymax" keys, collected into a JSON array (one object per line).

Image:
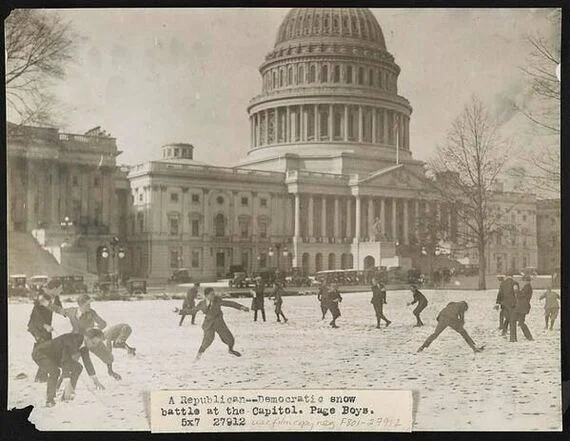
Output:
[
  {"xmin": 428, "ymin": 96, "xmax": 522, "ymax": 290},
  {"xmin": 5, "ymin": 9, "xmax": 77, "ymax": 126},
  {"xmin": 510, "ymin": 10, "xmax": 560, "ymax": 196}
]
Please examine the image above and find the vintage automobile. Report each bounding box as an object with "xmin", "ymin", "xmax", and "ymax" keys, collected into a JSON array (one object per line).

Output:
[
  {"xmin": 94, "ymin": 273, "xmax": 116, "ymax": 294},
  {"xmin": 8, "ymin": 275, "xmax": 29, "ymax": 297},
  {"xmin": 126, "ymin": 278, "xmax": 147, "ymax": 294},
  {"xmin": 29, "ymin": 275, "xmax": 49, "ymax": 293},
  {"xmin": 169, "ymin": 268, "xmax": 193, "ymax": 284},
  {"xmin": 228, "ymin": 272, "xmax": 255, "ymax": 288},
  {"xmin": 287, "ymin": 267, "xmax": 313, "ymax": 287},
  {"xmin": 70, "ymin": 275, "xmax": 88, "ymax": 293}
]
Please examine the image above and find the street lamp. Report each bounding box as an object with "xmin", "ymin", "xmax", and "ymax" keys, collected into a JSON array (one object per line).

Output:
[
  {"xmin": 100, "ymin": 236, "xmax": 126, "ymax": 289},
  {"xmin": 60, "ymin": 216, "xmax": 74, "ymax": 246}
]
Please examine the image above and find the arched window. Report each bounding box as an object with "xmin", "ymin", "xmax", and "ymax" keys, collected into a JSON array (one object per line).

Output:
[
  {"xmin": 346, "ymin": 65, "xmax": 353, "ymax": 84},
  {"xmin": 358, "ymin": 67, "xmax": 364, "ymax": 85},
  {"xmin": 309, "ymin": 64, "xmax": 316, "ymax": 83},
  {"xmin": 321, "ymin": 64, "xmax": 328, "ymax": 83},
  {"xmin": 215, "ymin": 213, "xmax": 225, "ymax": 237},
  {"xmin": 333, "ymin": 65, "xmax": 340, "ymax": 83},
  {"xmin": 328, "ymin": 253, "xmax": 336, "ymax": 270},
  {"xmin": 298, "ymin": 64, "xmax": 304, "ymax": 84},
  {"xmin": 287, "ymin": 66, "xmax": 293, "ymax": 85},
  {"xmin": 315, "ymin": 253, "xmax": 323, "ymax": 272}
]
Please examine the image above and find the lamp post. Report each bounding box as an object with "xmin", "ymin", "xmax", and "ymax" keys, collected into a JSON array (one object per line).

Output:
[
  {"xmin": 268, "ymin": 247, "xmax": 274, "ymax": 269},
  {"xmin": 100, "ymin": 236, "xmax": 126, "ymax": 290},
  {"xmin": 60, "ymin": 216, "xmax": 74, "ymax": 247}
]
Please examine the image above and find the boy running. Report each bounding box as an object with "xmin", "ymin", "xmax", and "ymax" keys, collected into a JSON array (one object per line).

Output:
[
  {"xmin": 371, "ymin": 278, "xmax": 391, "ymax": 328},
  {"xmin": 273, "ymin": 282, "xmax": 288, "ymax": 323},
  {"xmin": 187, "ymin": 288, "xmax": 249, "ymax": 360},
  {"xmin": 407, "ymin": 285, "xmax": 428, "ymax": 327},
  {"xmin": 540, "ymin": 288, "xmax": 560, "ymax": 330}
]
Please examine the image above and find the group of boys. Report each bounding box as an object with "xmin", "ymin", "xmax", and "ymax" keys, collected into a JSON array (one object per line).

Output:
[{"xmin": 27, "ymin": 280, "xmax": 135, "ymax": 407}]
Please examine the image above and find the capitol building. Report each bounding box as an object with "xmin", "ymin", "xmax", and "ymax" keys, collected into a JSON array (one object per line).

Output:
[{"xmin": 8, "ymin": 8, "xmax": 546, "ymax": 281}]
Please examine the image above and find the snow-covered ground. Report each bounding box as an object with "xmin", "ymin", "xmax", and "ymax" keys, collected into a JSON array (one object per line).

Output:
[{"xmin": 8, "ymin": 289, "xmax": 561, "ymax": 431}]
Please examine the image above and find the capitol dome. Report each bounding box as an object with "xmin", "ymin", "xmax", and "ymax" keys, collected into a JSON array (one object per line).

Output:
[
  {"xmin": 240, "ymin": 8, "xmax": 418, "ymax": 175},
  {"xmin": 274, "ymin": 8, "xmax": 387, "ymax": 51}
]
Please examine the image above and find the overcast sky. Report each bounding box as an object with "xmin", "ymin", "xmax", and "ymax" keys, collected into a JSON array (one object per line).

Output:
[{"xmin": 41, "ymin": 8, "xmax": 559, "ymax": 168}]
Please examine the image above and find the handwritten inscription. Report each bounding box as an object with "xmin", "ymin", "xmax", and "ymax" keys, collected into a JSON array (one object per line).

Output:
[{"xmin": 151, "ymin": 390, "xmax": 412, "ymax": 432}]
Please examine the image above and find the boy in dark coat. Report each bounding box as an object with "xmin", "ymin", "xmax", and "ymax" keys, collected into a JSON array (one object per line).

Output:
[
  {"xmin": 178, "ymin": 283, "xmax": 200, "ymax": 326},
  {"xmin": 417, "ymin": 301, "xmax": 484, "ymax": 353},
  {"xmin": 407, "ymin": 285, "xmax": 428, "ymax": 326},
  {"xmin": 328, "ymin": 284, "xmax": 343, "ymax": 328},
  {"xmin": 32, "ymin": 328, "xmax": 107, "ymax": 407},
  {"xmin": 251, "ymin": 277, "xmax": 266, "ymax": 322},
  {"xmin": 273, "ymin": 282, "xmax": 288, "ymax": 323},
  {"xmin": 317, "ymin": 283, "xmax": 330, "ymax": 319},
  {"xmin": 497, "ymin": 272, "xmax": 517, "ymax": 338},
  {"xmin": 188, "ymin": 287, "xmax": 249, "ymax": 360},
  {"xmin": 371, "ymin": 278, "xmax": 391, "ymax": 328},
  {"xmin": 495, "ymin": 275, "xmax": 508, "ymax": 330},
  {"xmin": 540, "ymin": 288, "xmax": 560, "ymax": 330},
  {"xmin": 27, "ymin": 292, "xmax": 61, "ymax": 382},
  {"xmin": 512, "ymin": 277, "xmax": 534, "ymax": 342}
]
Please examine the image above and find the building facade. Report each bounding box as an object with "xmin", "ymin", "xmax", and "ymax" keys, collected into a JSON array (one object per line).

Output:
[
  {"xmin": 7, "ymin": 122, "xmax": 129, "ymax": 274},
  {"xmin": 537, "ymin": 198, "xmax": 560, "ymax": 274},
  {"xmin": 125, "ymin": 8, "xmax": 459, "ymax": 280}
]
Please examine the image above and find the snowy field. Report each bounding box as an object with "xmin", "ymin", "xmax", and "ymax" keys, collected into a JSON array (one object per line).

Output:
[{"xmin": 8, "ymin": 289, "xmax": 561, "ymax": 432}]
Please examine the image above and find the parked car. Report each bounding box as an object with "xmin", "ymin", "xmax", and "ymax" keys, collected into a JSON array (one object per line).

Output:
[
  {"xmin": 29, "ymin": 275, "xmax": 49, "ymax": 293},
  {"xmin": 169, "ymin": 268, "xmax": 193, "ymax": 284},
  {"xmin": 126, "ymin": 278, "xmax": 147, "ymax": 294},
  {"xmin": 8, "ymin": 275, "xmax": 29, "ymax": 297},
  {"xmin": 227, "ymin": 265, "xmax": 245, "ymax": 279},
  {"xmin": 228, "ymin": 272, "xmax": 255, "ymax": 288}
]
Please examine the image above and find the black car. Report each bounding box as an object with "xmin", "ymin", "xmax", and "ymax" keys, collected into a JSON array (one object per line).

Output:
[{"xmin": 169, "ymin": 268, "xmax": 193, "ymax": 284}]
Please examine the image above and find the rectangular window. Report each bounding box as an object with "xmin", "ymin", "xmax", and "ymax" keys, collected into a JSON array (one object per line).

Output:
[
  {"xmin": 334, "ymin": 113, "xmax": 342, "ymax": 139},
  {"xmin": 192, "ymin": 194, "xmax": 200, "ymax": 203},
  {"xmin": 259, "ymin": 253, "xmax": 267, "ymax": 268},
  {"xmin": 333, "ymin": 65, "xmax": 340, "ymax": 83},
  {"xmin": 260, "ymin": 198, "xmax": 267, "ymax": 207},
  {"xmin": 94, "ymin": 177, "xmax": 100, "ymax": 187},
  {"xmin": 138, "ymin": 193, "xmax": 143, "ymax": 202},
  {"xmin": 241, "ymin": 197, "xmax": 249, "ymax": 206},
  {"xmin": 240, "ymin": 218, "xmax": 249, "ymax": 238},
  {"xmin": 259, "ymin": 221, "xmax": 268, "ymax": 239},
  {"xmin": 72, "ymin": 176, "xmax": 79, "ymax": 186},
  {"xmin": 170, "ymin": 218, "xmax": 179, "ymax": 236},
  {"xmin": 346, "ymin": 65, "xmax": 353, "ymax": 84},
  {"xmin": 191, "ymin": 250, "xmax": 200, "ymax": 268},
  {"xmin": 170, "ymin": 249, "xmax": 180, "ymax": 269},
  {"xmin": 191, "ymin": 219, "xmax": 199, "ymax": 236},
  {"xmin": 170, "ymin": 193, "xmax": 179, "ymax": 202}
]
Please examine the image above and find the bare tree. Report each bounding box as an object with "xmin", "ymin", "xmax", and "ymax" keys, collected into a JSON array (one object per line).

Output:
[
  {"xmin": 5, "ymin": 9, "xmax": 77, "ymax": 126},
  {"xmin": 509, "ymin": 10, "xmax": 560, "ymax": 196},
  {"xmin": 427, "ymin": 96, "xmax": 523, "ymax": 290}
]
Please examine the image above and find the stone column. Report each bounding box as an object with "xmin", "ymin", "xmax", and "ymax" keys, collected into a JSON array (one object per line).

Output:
[
  {"xmin": 321, "ymin": 195, "xmax": 327, "ymax": 238},
  {"xmin": 355, "ymin": 195, "xmax": 361, "ymax": 241},
  {"xmin": 250, "ymin": 116, "xmax": 254, "ymax": 147},
  {"xmin": 328, "ymin": 104, "xmax": 333, "ymax": 140},
  {"xmin": 264, "ymin": 109, "xmax": 269, "ymax": 145},
  {"xmin": 334, "ymin": 197, "xmax": 340, "ymax": 238},
  {"xmin": 358, "ymin": 106, "xmax": 363, "ymax": 142},
  {"xmin": 372, "ymin": 108, "xmax": 377, "ymax": 144},
  {"xmin": 314, "ymin": 104, "xmax": 319, "ymax": 141},
  {"xmin": 346, "ymin": 197, "xmax": 352, "ymax": 239},
  {"xmin": 415, "ymin": 199, "xmax": 420, "ymax": 241},
  {"xmin": 403, "ymin": 198, "xmax": 409, "ymax": 244},
  {"xmin": 391, "ymin": 197, "xmax": 397, "ymax": 241},
  {"xmin": 275, "ymin": 107, "xmax": 280, "ymax": 143},
  {"xmin": 308, "ymin": 194, "xmax": 314, "ymax": 237},
  {"xmin": 286, "ymin": 106, "xmax": 291, "ymax": 143},
  {"xmin": 302, "ymin": 105, "xmax": 308, "ymax": 142},
  {"xmin": 203, "ymin": 190, "xmax": 210, "ymax": 236},
  {"xmin": 344, "ymin": 105, "xmax": 349, "ymax": 142},
  {"xmin": 368, "ymin": 197, "xmax": 374, "ymax": 240},
  {"xmin": 380, "ymin": 198, "xmax": 386, "ymax": 238},
  {"xmin": 383, "ymin": 110, "xmax": 389, "ymax": 144}
]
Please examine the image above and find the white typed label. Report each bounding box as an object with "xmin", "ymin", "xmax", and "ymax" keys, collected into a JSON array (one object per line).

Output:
[{"xmin": 150, "ymin": 389, "xmax": 412, "ymax": 432}]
